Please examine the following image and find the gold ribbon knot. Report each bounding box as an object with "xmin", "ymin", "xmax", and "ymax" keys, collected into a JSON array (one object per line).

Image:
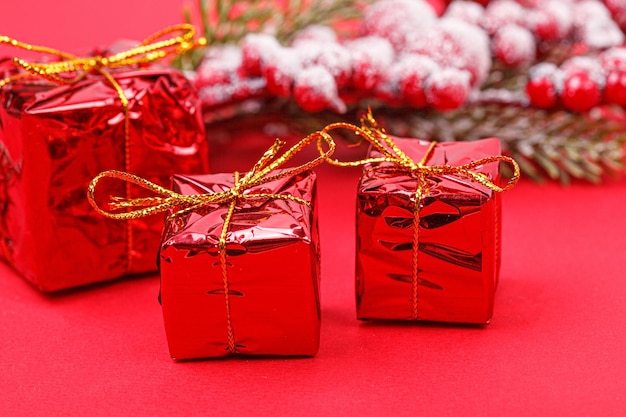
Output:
[{"xmin": 322, "ymin": 110, "xmax": 520, "ymax": 320}]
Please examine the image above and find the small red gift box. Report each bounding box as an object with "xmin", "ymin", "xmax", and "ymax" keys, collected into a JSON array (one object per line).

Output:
[
  {"xmin": 356, "ymin": 136, "xmax": 507, "ymax": 324},
  {"xmin": 159, "ymin": 170, "xmax": 321, "ymax": 359},
  {"xmin": 0, "ymin": 27, "xmax": 210, "ymax": 291}
]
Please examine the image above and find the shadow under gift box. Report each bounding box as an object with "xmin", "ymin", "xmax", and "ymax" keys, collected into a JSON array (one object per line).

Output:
[
  {"xmin": 356, "ymin": 137, "xmax": 502, "ymax": 324},
  {"xmin": 159, "ymin": 170, "xmax": 321, "ymax": 359},
  {"xmin": 0, "ymin": 61, "xmax": 210, "ymax": 292}
]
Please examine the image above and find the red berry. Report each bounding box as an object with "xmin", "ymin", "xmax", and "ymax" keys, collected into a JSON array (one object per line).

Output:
[
  {"xmin": 599, "ymin": 47, "xmax": 626, "ymax": 72},
  {"xmin": 483, "ymin": 0, "xmax": 524, "ymax": 35},
  {"xmin": 241, "ymin": 34, "xmax": 281, "ymax": 77},
  {"xmin": 293, "ymin": 66, "xmax": 346, "ymax": 113},
  {"xmin": 526, "ymin": 77, "xmax": 558, "ymax": 109},
  {"xmin": 196, "ymin": 46, "xmax": 242, "ymax": 87},
  {"xmin": 348, "ymin": 37, "xmax": 394, "ymax": 92},
  {"xmin": 531, "ymin": 10, "xmax": 560, "ymax": 42},
  {"xmin": 261, "ymin": 48, "xmax": 302, "ymax": 97},
  {"xmin": 444, "ymin": 1, "xmax": 485, "ymax": 26},
  {"xmin": 424, "ymin": 68, "xmax": 471, "ymax": 111},
  {"xmin": 407, "ymin": 19, "xmax": 491, "ymax": 88},
  {"xmin": 605, "ymin": 69, "xmax": 626, "ymax": 106},
  {"xmin": 362, "ymin": 0, "xmax": 437, "ymax": 51},
  {"xmin": 528, "ymin": 2, "xmax": 573, "ymax": 42},
  {"xmin": 561, "ymin": 72, "xmax": 602, "ymax": 112},
  {"xmin": 493, "ymin": 24, "xmax": 536, "ymax": 67},
  {"xmin": 396, "ymin": 55, "xmax": 439, "ymax": 108}
]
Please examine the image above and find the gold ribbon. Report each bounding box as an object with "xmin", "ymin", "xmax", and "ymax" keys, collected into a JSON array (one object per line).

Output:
[
  {"xmin": 0, "ymin": 24, "xmax": 206, "ymax": 273},
  {"xmin": 88, "ymin": 131, "xmax": 335, "ymax": 354},
  {"xmin": 321, "ymin": 110, "xmax": 520, "ymax": 320}
]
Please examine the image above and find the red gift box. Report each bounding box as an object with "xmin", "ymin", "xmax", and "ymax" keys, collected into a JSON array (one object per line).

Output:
[
  {"xmin": 159, "ymin": 170, "xmax": 321, "ymax": 359},
  {"xmin": 0, "ymin": 28, "xmax": 210, "ymax": 291},
  {"xmin": 356, "ymin": 136, "xmax": 508, "ymax": 324}
]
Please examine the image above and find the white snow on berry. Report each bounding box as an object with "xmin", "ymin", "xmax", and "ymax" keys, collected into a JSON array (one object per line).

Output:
[
  {"xmin": 424, "ymin": 67, "xmax": 471, "ymax": 110},
  {"xmin": 293, "ymin": 65, "xmax": 346, "ymax": 113},
  {"xmin": 574, "ymin": 0, "xmax": 612, "ymax": 22},
  {"xmin": 378, "ymin": 54, "xmax": 439, "ymax": 98},
  {"xmin": 261, "ymin": 47, "xmax": 303, "ymax": 96},
  {"xmin": 292, "ymin": 40, "xmax": 325, "ymax": 67},
  {"xmin": 292, "ymin": 25, "xmax": 338, "ymax": 46},
  {"xmin": 493, "ymin": 24, "xmax": 536, "ymax": 67},
  {"xmin": 526, "ymin": 1, "xmax": 574, "ymax": 41},
  {"xmin": 241, "ymin": 33, "xmax": 282, "ymax": 76},
  {"xmin": 362, "ymin": 0, "xmax": 437, "ymax": 51},
  {"xmin": 561, "ymin": 55, "xmax": 605, "ymax": 85},
  {"xmin": 347, "ymin": 36, "xmax": 395, "ymax": 91},
  {"xmin": 528, "ymin": 62, "xmax": 565, "ymax": 92},
  {"xmin": 571, "ymin": 0, "xmax": 625, "ymax": 48},
  {"xmin": 198, "ymin": 45, "xmax": 242, "ymax": 73},
  {"xmin": 544, "ymin": 1, "xmax": 575, "ymax": 35},
  {"xmin": 578, "ymin": 18, "xmax": 625, "ymax": 49},
  {"xmin": 346, "ymin": 36, "xmax": 395, "ymax": 67},
  {"xmin": 315, "ymin": 42, "xmax": 353, "ymax": 87},
  {"xmin": 406, "ymin": 17, "xmax": 491, "ymax": 87},
  {"xmin": 444, "ymin": 0, "xmax": 485, "ymax": 26},
  {"xmin": 482, "ymin": 0, "xmax": 525, "ymax": 35},
  {"xmin": 241, "ymin": 33, "xmax": 281, "ymax": 62},
  {"xmin": 599, "ymin": 47, "xmax": 626, "ymax": 70}
]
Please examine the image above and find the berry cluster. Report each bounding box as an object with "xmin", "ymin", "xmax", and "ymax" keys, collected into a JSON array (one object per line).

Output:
[
  {"xmin": 193, "ymin": 0, "xmax": 626, "ymax": 114},
  {"xmin": 526, "ymin": 47, "xmax": 626, "ymax": 112},
  {"xmin": 448, "ymin": 0, "xmax": 624, "ymax": 68}
]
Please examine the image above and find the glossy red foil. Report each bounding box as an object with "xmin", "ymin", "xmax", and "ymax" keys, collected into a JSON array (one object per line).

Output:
[
  {"xmin": 0, "ymin": 61, "xmax": 210, "ymax": 291},
  {"xmin": 356, "ymin": 137, "xmax": 502, "ymax": 324},
  {"xmin": 159, "ymin": 170, "xmax": 321, "ymax": 359}
]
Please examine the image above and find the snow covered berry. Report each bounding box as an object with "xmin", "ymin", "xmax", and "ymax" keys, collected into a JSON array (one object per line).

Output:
[
  {"xmin": 424, "ymin": 67, "xmax": 471, "ymax": 111},
  {"xmin": 444, "ymin": 1, "xmax": 485, "ymax": 26},
  {"xmin": 396, "ymin": 54, "xmax": 440, "ymax": 108},
  {"xmin": 526, "ymin": 63, "xmax": 563, "ymax": 109},
  {"xmin": 407, "ymin": 17, "xmax": 491, "ymax": 87},
  {"xmin": 604, "ymin": 69, "xmax": 626, "ymax": 106},
  {"xmin": 362, "ymin": 0, "xmax": 437, "ymax": 51},
  {"xmin": 293, "ymin": 66, "xmax": 346, "ymax": 113},
  {"xmin": 241, "ymin": 33, "xmax": 281, "ymax": 77},
  {"xmin": 347, "ymin": 36, "xmax": 395, "ymax": 92},
  {"xmin": 261, "ymin": 47, "xmax": 303, "ymax": 97},
  {"xmin": 599, "ymin": 47, "xmax": 626, "ymax": 72},
  {"xmin": 561, "ymin": 72, "xmax": 603, "ymax": 112},
  {"xmin": 528, "ymin": 2, "xmax": 574, "ymax": 42},
  {"xmin": 196, "ymin": 45, "xmax": 242, "ymax": 87},
  {"xmin": 482, "ymin": 0, "xmax": 525, "ymax": 35},
  {"xmin": 492, "ymin": 24, "xmax": 536, "ymax": 67},
  {"xmin": 291, "ymin": 25, "xmax": 338, "ymax": 46}
]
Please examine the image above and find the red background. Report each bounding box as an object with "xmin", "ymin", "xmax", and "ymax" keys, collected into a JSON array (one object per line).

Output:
[{"xmin": 1, "ymin": 1, "xmax": 626, "ymax": 416}]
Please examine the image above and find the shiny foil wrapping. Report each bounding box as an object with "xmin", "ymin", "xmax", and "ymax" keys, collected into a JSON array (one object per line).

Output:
[
  {"xmin": 356, "ymin": 137, "xmax": 502, "ymax": 324},
  {"xmin": 159, "ymin": 170, "xmax": 321, "ymax": 359},
  {"xmin": 0, "ymin": 61, "xmax": 210, "ymax": 291}
]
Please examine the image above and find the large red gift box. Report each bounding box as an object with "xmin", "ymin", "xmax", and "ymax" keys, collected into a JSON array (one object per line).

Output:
[
  {"xmin": 356, "ymin": 137, "xmax": 505, "ymax": 324},
  {"xmin": 159, "ymin": 170, "xmax": 321, "ymax": 359},
  {"xmin": 0, "ymin": 42, "xmax": 210, "ymax": 291}
]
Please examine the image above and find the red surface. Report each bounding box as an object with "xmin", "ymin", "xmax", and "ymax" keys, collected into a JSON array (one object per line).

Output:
[{"xmin": 2, "ymin": 2, "xmax": 626, "ymax": 416}]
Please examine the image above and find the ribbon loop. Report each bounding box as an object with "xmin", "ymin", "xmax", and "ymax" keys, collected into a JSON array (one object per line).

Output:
[
  {"xmin": 88, "ymin": 130, "xmax": 335, "ymax": 220},
  {"xmin": 321, "ymin": 110, "xmax": 520, "ymax": 193}
]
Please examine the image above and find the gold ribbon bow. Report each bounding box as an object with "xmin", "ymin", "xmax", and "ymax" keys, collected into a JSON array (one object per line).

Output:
[
  {"xmin": 322, "ymin": 110, "xmax": 520, "ymax": 320},
  {"xmin": 89, "ymin": 131, "xmax": 335, "ymax": 354},
  {"xmin": 0, "ymin": 24, "xmax": 206, "ymax": 273}
]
